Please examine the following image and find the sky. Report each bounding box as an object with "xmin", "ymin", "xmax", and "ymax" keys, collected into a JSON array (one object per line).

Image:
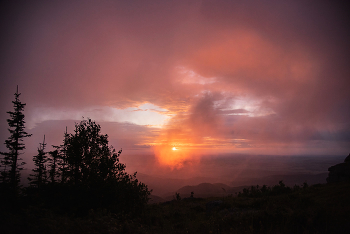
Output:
[{"xmin": 1, "ymin": 0, "xmax": 350, "ymax": 171}]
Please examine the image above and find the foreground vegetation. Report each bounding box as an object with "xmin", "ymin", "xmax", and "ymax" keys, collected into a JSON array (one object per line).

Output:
[
  {"xmin": 1, "ymin": 88, "xmax": 150, "ymax": 233},
  {"xmin": 1, "ymin": 181, "xmax": 349, "ymax": 234}
]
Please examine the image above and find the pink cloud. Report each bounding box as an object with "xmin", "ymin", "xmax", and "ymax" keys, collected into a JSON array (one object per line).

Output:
[{"xmin": 0, "ymin": 0, "xmax": 349, "ymax": 169}]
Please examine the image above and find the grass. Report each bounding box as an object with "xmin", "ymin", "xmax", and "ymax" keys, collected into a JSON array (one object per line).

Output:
[{"xmin": 1, "ymin": 182, "xmax": 349, "ymax": 234}]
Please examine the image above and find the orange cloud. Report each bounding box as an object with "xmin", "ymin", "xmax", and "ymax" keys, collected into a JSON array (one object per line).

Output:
[{"xmin": 1, "ymin": 0, "xmax": 349, "ymax": 163}]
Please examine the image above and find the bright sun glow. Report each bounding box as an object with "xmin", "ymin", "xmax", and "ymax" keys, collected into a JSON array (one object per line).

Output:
[{"xmin": 153, "ymin": 144, "xmax": 195, "ymax": 169}]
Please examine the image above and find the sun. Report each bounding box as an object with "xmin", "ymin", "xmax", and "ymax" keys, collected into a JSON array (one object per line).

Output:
[{"xmin": 153, "ymin": 144, "xmax": 195, "ymax": 169}]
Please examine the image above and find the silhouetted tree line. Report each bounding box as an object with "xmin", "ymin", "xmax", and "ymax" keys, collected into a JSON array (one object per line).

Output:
[
  {"xmin": 237, "ymin": 180, "xmax": 309, "ymax": 198},
  {"xmin": 0, "ymin": 87, "xmax": 150, "ymax": 215}
]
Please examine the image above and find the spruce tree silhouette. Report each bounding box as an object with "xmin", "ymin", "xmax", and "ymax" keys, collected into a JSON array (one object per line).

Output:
[
  {"xmin": 48, "ymin": 145, "xmax": 60, "ymax": 184},
  {"xmin": 28, "ymin": 135, "xmax": 48, "ymax": 189},
  {"xmin": 54, "ymin": 127, "xmax": 69, "ymax": 184},
  {"xmin": 0, "ymin": 86, "xmax": 31, "ymax": 197}
]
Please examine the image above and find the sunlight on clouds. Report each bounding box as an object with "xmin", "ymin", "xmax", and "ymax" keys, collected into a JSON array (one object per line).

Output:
[
  {"xmin": 218, "ymin": 95, "xmax": 276, "ymax": 117},
  {"xmin": 176, "ymin": 66, "xmax": 277, "ymax": 118},
  {"xmin": 119, "ymin": 103, "xmax": 172, "ymax": 126},
  {"xmin": 28, "ymin": 103, "xmax": 171, "ymax": 129},
  {"xmin": 176, "ymin": 66, "xmax": 217, "ymax": 85}
]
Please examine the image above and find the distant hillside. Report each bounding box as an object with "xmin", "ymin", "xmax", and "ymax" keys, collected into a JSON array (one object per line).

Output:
[
  {"xmin": 229, "ymin": 173, "xmax": 328, "ymax": 187},
  {"xmin": 136, "ymin": 173, "xmax": 225, "ymax": 196},
  {"xmin": 148, "ymin": 194, "xmax": 166, "ymax": 204},
  {"xmin": 147, "ymin": 172, "xmax": 328, "ymax": 200},
  {"xmin": 135, "ymin": 155, "xmax": 342, "ymax": 197}
]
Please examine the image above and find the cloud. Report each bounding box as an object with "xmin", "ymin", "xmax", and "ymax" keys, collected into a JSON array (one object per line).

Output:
[
  {"xmin": 0, "ymin": 0, "xmax": 349, "ymax": 169},
  {"xmin": 26, "ymin": 103, "xmax": 170, "ymax": 129}
]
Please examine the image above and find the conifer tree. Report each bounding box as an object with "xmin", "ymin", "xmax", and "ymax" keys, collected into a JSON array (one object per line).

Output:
[
  {"xmin": 28, "ymin": 136, "xmax": 48, "ymax": 189},
  {"xmin": 0, "ymin": 86, "xmax": 31, "ymax": 194},
  {"xmin": 48, "ymin": 145, "xmax": 60, "ymax": 184},
  {"xmin": 59, "ymin": 127, "xmax": 69, "ymax": 183}
]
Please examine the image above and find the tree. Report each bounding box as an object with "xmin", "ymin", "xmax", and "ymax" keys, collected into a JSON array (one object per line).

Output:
[
  {"xmin": 0, "ymin": 86, "xmax": 31, "ymax": 194},
  {"xmin": 48, "ymin": 146, "xmax": 60, "ymax": 184},
  {"xmin": 61, "ymin": 119, "xmax": 150, "ymax": 213},
  {"xmin": 28, "ymin": 136, "xmax": 48, "ymax": 189},
  {"xmin": 50, "ymin": 127, "xmax": 69, "ymax": 184},
  {"xmin": 45, "ymin": 128, "xmax": 69, "ymax": 184},
  {"xmin": 64, "ymin": 119, "xmax": 115, "ymax": 185}
]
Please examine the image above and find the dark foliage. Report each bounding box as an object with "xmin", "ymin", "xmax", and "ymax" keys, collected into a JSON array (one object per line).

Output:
[
  {"xmin": 26, "ymin": 119, "xmax": 150, "ymax": 216},
  {"xmin": 2, "ymin": 182, "xmax": 349, "ymax": 234},
  {"xmin": 28, "ymin": 136, "xmax": 48, "ymax": 189},
  {"xmin": 237, "ymin": 180, "xmax": 307, "ymax": 198},
  {"xmin": 344, "ymin": 153, "xmax": 350, "ymax": 163},
  {"xmin": 47, "ymin": 146, "xmax": 60, "ymax": 184},
  {"xmin": 55, "ymin": 127, "xmax": 69, "ymax": 184}
]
